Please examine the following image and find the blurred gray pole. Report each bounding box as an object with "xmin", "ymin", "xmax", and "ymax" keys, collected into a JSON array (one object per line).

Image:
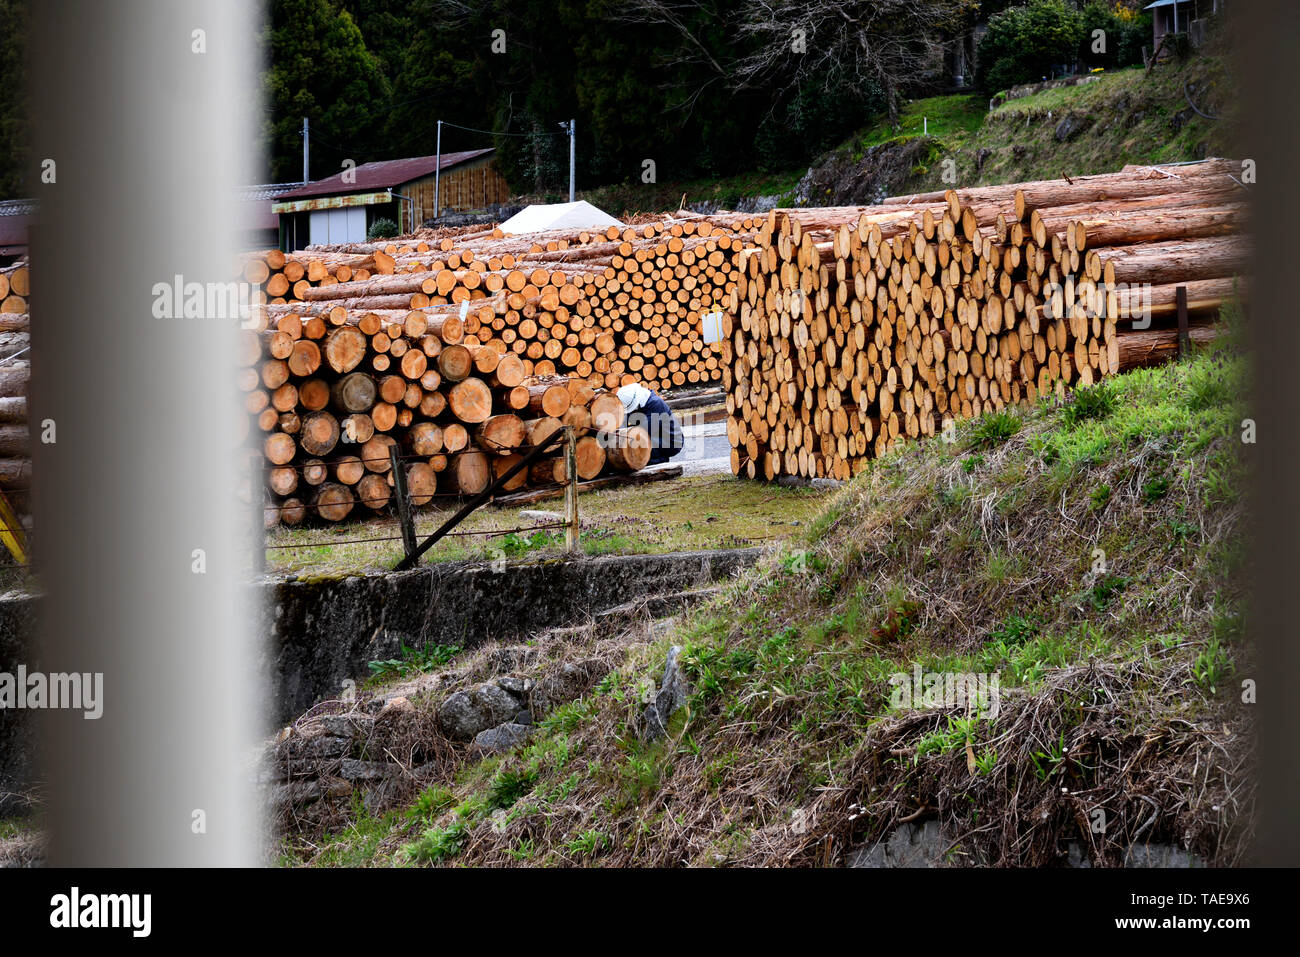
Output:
[
  {"xmin": 31, "ymin": 0, "xmax": 262, "ymax": 866},
  {"xmin": 302, "ymin": 116, "xmax": 309, "ymax": 183},
  {"xmin": 434, "ymin": 120, "xmax": 442, "ymax": 219},
  {"xmin": 569, "ymin": 119, "xmax": 576, "ymax": 203}
]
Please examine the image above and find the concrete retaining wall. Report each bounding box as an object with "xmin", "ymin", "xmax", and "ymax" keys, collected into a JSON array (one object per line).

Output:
[{"xmin": 0, "ymin": 547, "xmax": 761, "ymax": 804}]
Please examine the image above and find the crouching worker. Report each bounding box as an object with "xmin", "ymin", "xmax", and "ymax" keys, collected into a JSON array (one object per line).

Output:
[{"xmin": 617, "ymin": 383, "xmax": 684, "ymax": 465}]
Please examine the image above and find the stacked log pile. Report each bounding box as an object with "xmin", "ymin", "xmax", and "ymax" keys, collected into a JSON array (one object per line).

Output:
[
  {"xmin": 240, "ymin": 300, "xmax": 658, "ymax": 527},
  {"xmin": 0, "ymin": 262, "xmax": 30, "ymax": 513},
  {"xmin": 724, "ymin": 159, "xmax": 1249, "ymax": 480},
  {"xmin": 240, "ymin": 213, "xmax": 765, "ymax": 394}
]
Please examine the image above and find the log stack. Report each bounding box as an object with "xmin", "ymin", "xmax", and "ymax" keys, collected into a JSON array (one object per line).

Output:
[
  {"xmin": 239, "ymin": 213, "xmax": 766, "ymax": 393},
  {"xmin": 0, "ymin": 263, "xmax": 31, "ymax": 514},
  {"xmin": 240, "ymin": 298, "xmax": 659, "ymax": 527},
  {"xmin": 724, "ymin": 159, "xmax": 1250, "ymax": 480}
]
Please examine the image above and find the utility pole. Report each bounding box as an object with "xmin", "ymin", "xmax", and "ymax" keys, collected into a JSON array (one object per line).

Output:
[
  {"xmin": 301, "ymin": 116, "xmax": 309, "ymax": 183},
  {"xmin": 434, "ymin": 120, "xmax": 442, "ymax": 220},
  {"xmin": 568, "ymin": 118, "xmax": 576, "ymax": 203}
]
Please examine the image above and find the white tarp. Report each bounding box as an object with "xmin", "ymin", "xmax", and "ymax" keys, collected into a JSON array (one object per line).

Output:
[{"xmin": 498, "ymin": 200, "xmax": 624, "ymax": 234}]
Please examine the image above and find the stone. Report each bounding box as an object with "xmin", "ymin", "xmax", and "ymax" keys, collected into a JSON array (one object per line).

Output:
[
  {"xmin": 280, "ymin": 733, "xmax": 351, "ymax": 761},
  {"xmin": 1124, "ymin": 843, "xmax": 1207, "ymax": 868},
  {"xmin": 339, "ymin": 759, "xmax": 393, "ymax": 781},
  {"xmin": 437, "ymin": 682, "xmax": 523, "ymax": 740},
  {"xmin": 847, "ymin": 820, "xmax": 952, "ymax": 868},
  {"xmin": 472, "ymin": 723, "xmax": 533, "ymax": 753},
  {"xmin": 519, "ymin": 510, "xmax": 563, "ymax": 522},
  {"xmin": 642, "ymin": 645, "xmax": 689, "ymax": 740},
  {"xmin": 495, "ymin": 675, "xmax": 532, "ymax": 696},
  {"xmin": 1054, "ymin": 113, "xmax": 1090, "ymax": 142},
  {"xmin": 316, "ymin": 713, "xmax": 373, "ymax": 737},
  {"xmin": 514, "ymin": 709, "xmax": 533, "ymax": 726}
]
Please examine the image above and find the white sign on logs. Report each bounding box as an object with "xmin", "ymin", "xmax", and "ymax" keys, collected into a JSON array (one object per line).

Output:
[{"xmin": 701, "ymin": 311, "xmax": 724, "ymax": 345}]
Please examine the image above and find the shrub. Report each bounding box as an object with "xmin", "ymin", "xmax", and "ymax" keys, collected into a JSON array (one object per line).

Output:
[
  {"xmin": 977, "ymin": 0, "xmax": 1086, "ymax": 93},
  {"xmin": 1079, "ymin": 1, "xmax": 1152, "ymax": 71},
  {"xmin": 367, "ymin": 217, "xmax": 399, "ymax": 240}
]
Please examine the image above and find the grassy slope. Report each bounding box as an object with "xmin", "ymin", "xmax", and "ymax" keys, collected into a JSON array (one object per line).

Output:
[{"xmin": 290, "ymin": 315, "xmax": 1253, "ymax": 868}]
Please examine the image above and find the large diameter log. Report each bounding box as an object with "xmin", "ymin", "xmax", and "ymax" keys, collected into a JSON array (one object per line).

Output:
[
  {"xmin": 268, "ymin": 466, "xmax": 298, "ymax": 496},
  {"xmin": 406, "ymin": 462, "xmax": 438, "ymax": 505},
  {"xmin": 1097, "ymin": 236, "xmax": 1250, "ymax": 286},
  {"xmin": 448, "ymin": 377, "xmax": 493, "ymax": 423},
  {"xmin": 575, "ymin": 435, "xmax": 606, "ymax": 479},
  {"xmin": 299, "ymin": 411, "xmax": 340, "ymax": 457},
  {"xmin": 475, "ymin": 414, "xmax": 526, "ymax": 454},
  {"xmin": 0, "ymin": 457, "xmax": 31, "ymax": 487},
  {"xmin": 361, "ymin": 434, "xmax": 396, "ymax": 472},
  {"xmin": 525, "ymin": 416, "xmax": 563, "ymax": 448},
  {"xmin": 1066, "ymin": 204, "xmax": 1245, "ymax": 250},
  {"xmin": 527, "ymin": 382, "xmax": 571, "ymax": 417},
  {"xmin": 489, "ymin": 354, "xmax": 526, "ymax": 388},
  {"xmin": 357, "ymin": 472, "xmax": 391, "ymax": 511},
  {"xmin": 312, "ymin": 482, "xmax": 354, "ymax": 522},
  {"xmin": 280, "ymin": 497, "xmax": 306, "ymax": 526},
  {"xmin": 1115, "ymin": 325, "xmax": 1218, "ymax": 372},
  {"xmin": 0, "ymin": 362, "xmax": 30, "ymax": 396},
  {"xmin": 438, "ymin": 344, "xmax": 473, "ymax": 382},
  {"xmin": 263, "ymin": 432, "xmax": 296, "ymax": 465},
  {"xmin": 0, "ymin": 396, "xmax": 27, "ymax": 423},
  {"xmin": 405, "ymin": 421, "xmax": 444, "ymax": 456},
  {"xmin": 446, "ymin": 449, "xmax": 492, "ymax": 495},
  {"xmin": 324, "ymin": 325, "xmax": 368, "ymax": 374},
  {"xmin": 491, "ymin": 453, "xmax": 528, "ymax": 492},
  {"xmin": 589, "ymin": 393, "xmax": 625, "ymax": 433},
  {"xmin": 605, "ymin": 426, "xmax": 652, "ymax": 471}
]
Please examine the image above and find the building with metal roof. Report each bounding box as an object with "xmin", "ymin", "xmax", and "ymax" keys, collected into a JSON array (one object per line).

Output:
[{"xmin": 272, "ymin": 149, "xmax": 509, "ymax": 250}]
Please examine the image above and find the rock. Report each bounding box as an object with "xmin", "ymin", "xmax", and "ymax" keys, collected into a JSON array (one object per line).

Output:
[
  {"xmin": 514, "ymin": 709, "xmax": 533, "ymax": 726},
  {"xmin": 339, "ymin": 759, "xmax": 393, "ymax": 781},
  {"xmin": 519, "ymin": 510, "xmax": 563, "ymax": 522},
  {"xmin": 473, "ymin": 723, "xmax": 533, "ymax": 753},
  {"xmin": 1124, "ymin": 843, "xmax": 1207, "ymax": 868},
  {"xmin": 1054, "ymin": 114, "xmax": 1091, "ymax": 142},
  {"xmin": 847, "ymin": 821, "xmax": 952, "ymax": 868},
  {"xmin": 495, "ymin": 675, "xmax": 533, "ymax": 696},
  {"xmin": 280, "ymin": 733, "xmax": 351, "ymax": 761},
  {"xmin": 437, "ymin": 682, "xmax": 523, "ymax": 740},
  {"xmin": 316, "ymin": 713, "xmax": 374, "ymax": 737},
  {"xmin": 485, "ymin": 645, "xmax": 539, "ymax": 673},
  {"xmin": 642, "ymin": 645, "xmax": 689, "ymax": 739}
]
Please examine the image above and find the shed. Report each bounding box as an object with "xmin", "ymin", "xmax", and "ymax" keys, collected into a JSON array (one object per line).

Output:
[{"xmin": 273, "ymin": 150, "xmax": 509, "ymax": 249}]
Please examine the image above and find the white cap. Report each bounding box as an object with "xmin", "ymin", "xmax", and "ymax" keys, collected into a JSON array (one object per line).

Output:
[{"xmin": 617, "ymin": 383, "xmax": 652, "ymax": 413}]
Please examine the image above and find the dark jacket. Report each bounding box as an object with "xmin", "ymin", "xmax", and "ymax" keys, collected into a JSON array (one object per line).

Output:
[{"xmin": 629, "ymin": 392, "xmax": 684, "ymax": 465}]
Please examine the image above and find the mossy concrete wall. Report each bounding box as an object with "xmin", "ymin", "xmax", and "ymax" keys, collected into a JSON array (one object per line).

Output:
[{"xmin": 0, "ymin": 548, "xmax": 761, "ymax": 801}]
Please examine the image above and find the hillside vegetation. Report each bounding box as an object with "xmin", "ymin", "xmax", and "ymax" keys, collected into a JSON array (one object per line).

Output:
[
  {"xmin": 793, "ymin": 48, "xmax": 1239, "ymax": 207},
  {"xmin": 282, "ymin": 310, "xmax": 1253, "ymax": 868}
]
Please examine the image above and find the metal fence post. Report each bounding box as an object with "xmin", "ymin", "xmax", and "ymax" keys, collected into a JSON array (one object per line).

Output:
[
  {"xmin": 1176, "ymin": 284, "xmax": 1190, "ymax": 359},
  {"xmin": 564, "ymin": 426, "xmax": 579, "ymax": 553},
  {"xmin": 389, "ymin": 443, "xmax": 416, "ymax": 560}
]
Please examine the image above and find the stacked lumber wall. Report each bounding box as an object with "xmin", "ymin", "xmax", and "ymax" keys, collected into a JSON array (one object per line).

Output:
[{"xmin": 723, "ymin": 160, "xmax": 1249, "ymax": 480}]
